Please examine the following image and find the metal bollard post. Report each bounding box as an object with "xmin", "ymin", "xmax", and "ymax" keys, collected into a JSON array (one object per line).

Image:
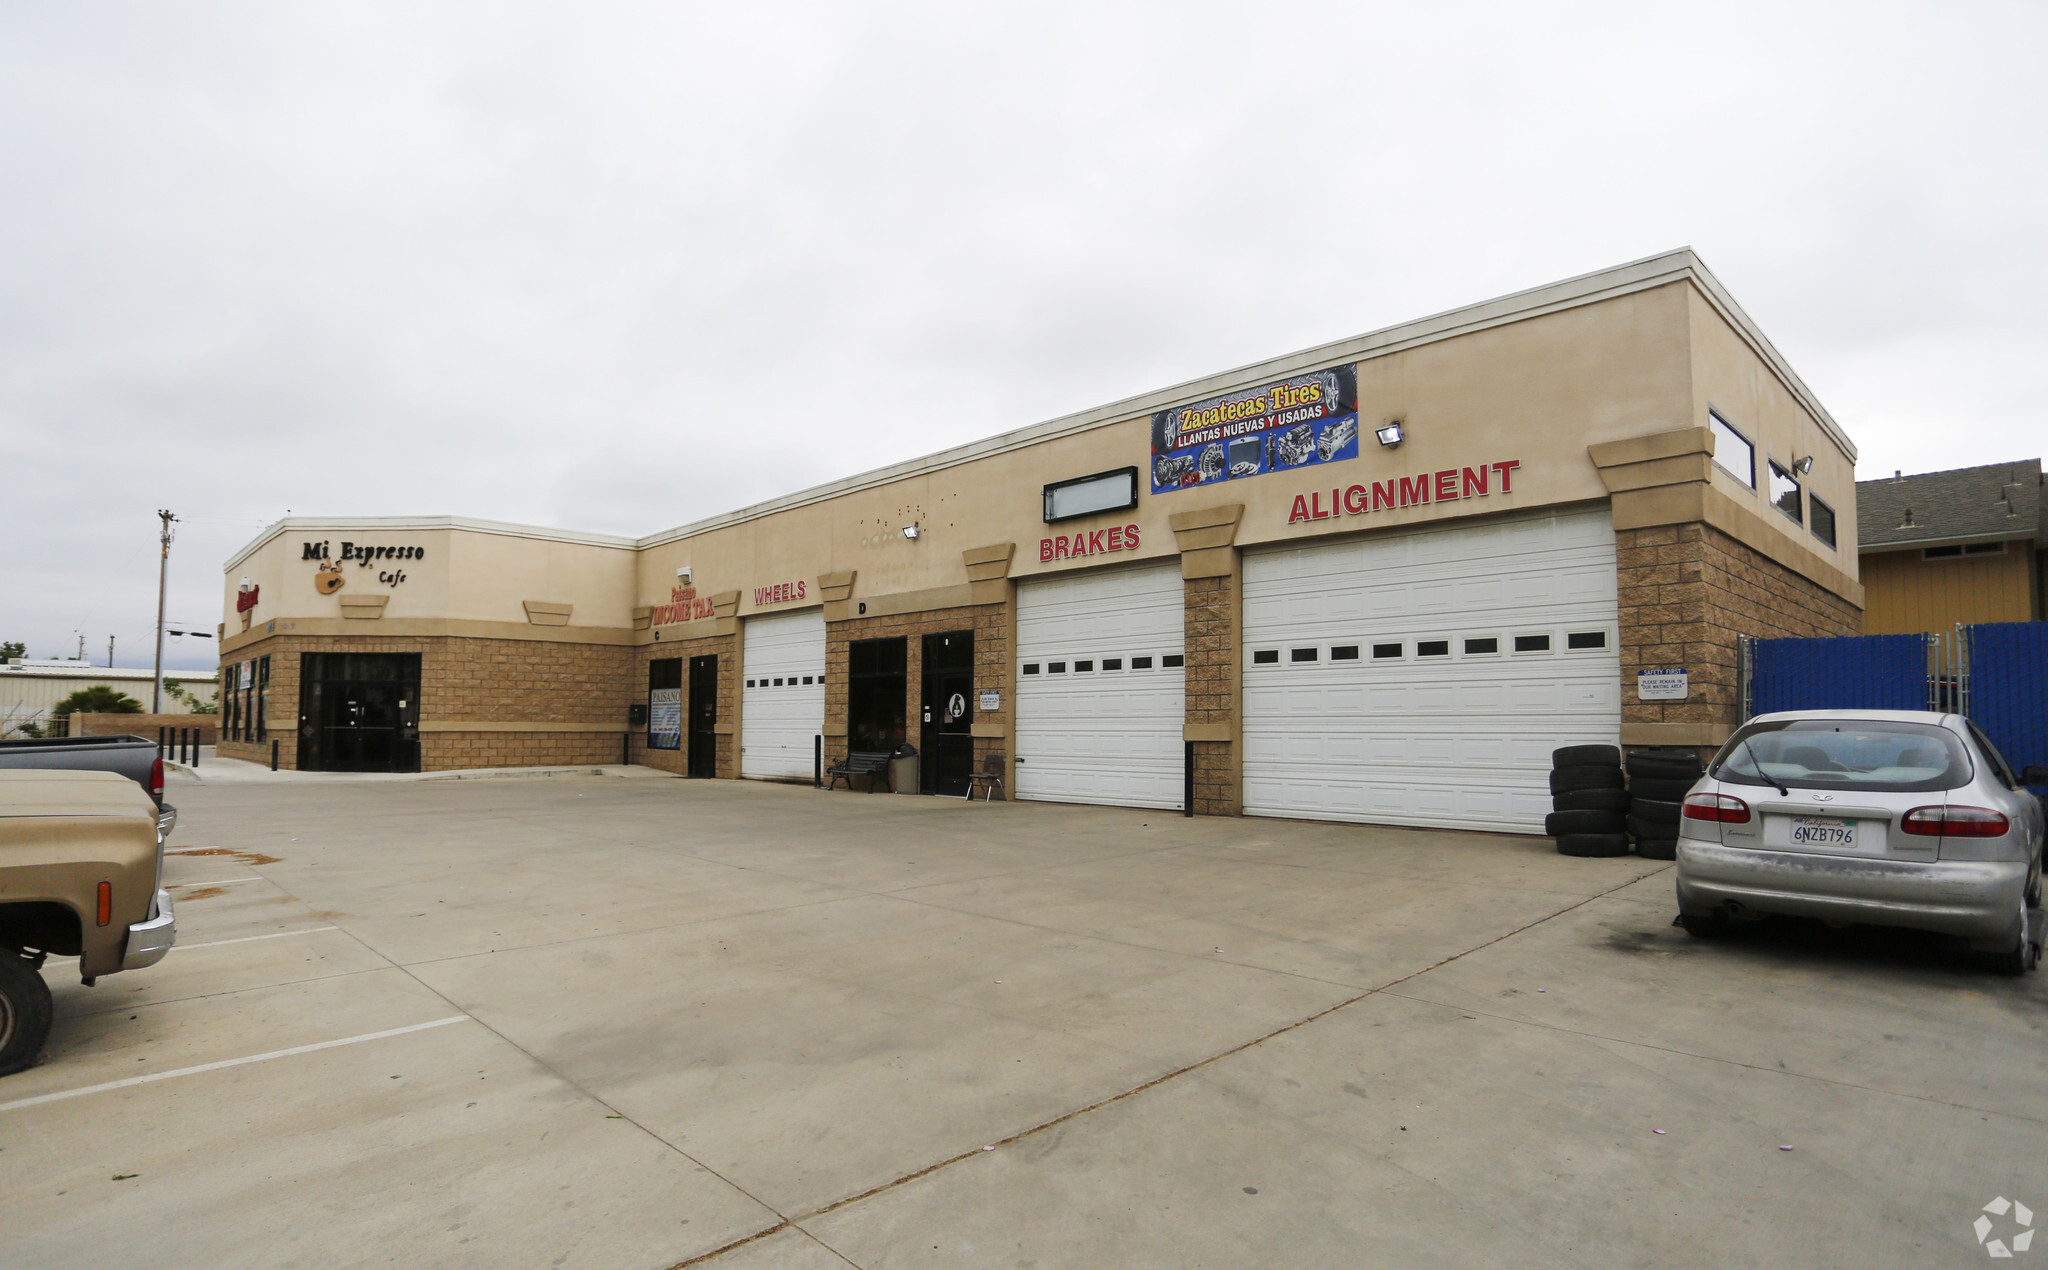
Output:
[
  {"xmin": 270, "ymin": 738, "xmax": 280, "ymax": 771},
  {"xmin": 814, "ymin": 734, "xmax": 823, "ymax": 789},
  {"xmin": 193, "ymin": 730, "xmax": 200, "ymax": 768},
  {"xmin": 158, "ymin": 726, "xmax": 167, "ymax": 756}
]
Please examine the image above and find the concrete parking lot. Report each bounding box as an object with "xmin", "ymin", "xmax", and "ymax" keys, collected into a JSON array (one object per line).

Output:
[{"xmin": 4, "ymin": 771, "xmax": 2043, "ymax": 1268}]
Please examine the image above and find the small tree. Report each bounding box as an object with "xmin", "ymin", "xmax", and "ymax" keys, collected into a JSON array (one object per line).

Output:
[
  {"xmin": 51, "ymin": 686, "xmax": 144, "ymax": 720},
  {"xmin": 164, "ymin": 679, "xmax": 218, "ymax": 714},
  {"xmin": 1, "ymin": 641, "xmax": 23, "ymax": 662}
]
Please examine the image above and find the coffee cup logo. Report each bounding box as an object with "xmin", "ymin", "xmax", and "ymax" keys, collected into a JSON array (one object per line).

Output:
[{"xmin": 315, "ymin": 559, "xmax": 346, "ymax": 594}]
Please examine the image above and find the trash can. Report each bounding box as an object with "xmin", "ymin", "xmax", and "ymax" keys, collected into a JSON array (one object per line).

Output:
[{"xmin": 889, "ymin": 743, "xmax": 919, "ymax": 795}]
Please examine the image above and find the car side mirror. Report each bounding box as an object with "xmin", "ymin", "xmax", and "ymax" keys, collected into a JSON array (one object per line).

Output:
[{"xmin": 2023, "ymin": 765, "xmax": 2048, "ymax": 786}]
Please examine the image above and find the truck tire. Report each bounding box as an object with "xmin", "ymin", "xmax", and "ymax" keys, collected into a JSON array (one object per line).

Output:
[
  {"xmin": 1554, "ymin": 787, "xmax": 1629, "ymax": 812},
  {"xmin": 0, "ymin": 953, "xmax": 53, "ymax": 1078},
  {"xmin": 1546, "ymin": 810, "xmax": 1626, "ymax": 836},
  {"xmin": 1626, "ymin": 749, "xmax": 1704, "ymax": 780},
  {"xmin": 1628, "ymin": 776, "xmax": 1698, "ymax": 802},
  {"xmin": 1551, "ymin": 765, "xmax": 1625, "ymax": 794},
  {"xmin": 1633, "ymin": 837, "xmax": 1679, "ymax": 861},
  {"xmin": 1630, "ymin": 798, "xmax": 1683, "ymax": 824},
  {"xmin": 1552, "ymin": 744, "xmax": 1621, "ymax": 768},
  {"xmin": 1556, "ymin": 832, "xmax": 1631, "ymax": 857}
]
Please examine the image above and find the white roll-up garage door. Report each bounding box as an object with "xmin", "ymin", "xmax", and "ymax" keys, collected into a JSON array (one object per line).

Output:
[
  {"xmin": 1015, "ymin": 559, "xmax": 1185, "ymax": 809},
  {"xmin": 1242, "ymin": 507, "xmax": 1620, "ymax": 832},
  {"xmin": 741, "ymin": 609, "xmax": 826, "ymax": 781}
]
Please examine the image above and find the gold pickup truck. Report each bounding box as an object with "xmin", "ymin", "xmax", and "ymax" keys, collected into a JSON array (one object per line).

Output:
[{"xmin": 0, "ymin": 770, "xmax": 177, "ymax": 1075}]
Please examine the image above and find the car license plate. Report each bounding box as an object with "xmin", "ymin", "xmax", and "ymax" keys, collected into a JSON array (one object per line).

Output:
[{"xmin": 1790, "ymin": 817, "xmax": 1856, "ymax": 848}]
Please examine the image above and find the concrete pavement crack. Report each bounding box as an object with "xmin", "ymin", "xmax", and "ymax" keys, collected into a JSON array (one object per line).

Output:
[{"xmin": 775, "ymin": 867, "xmax": 1655, "ymax": 1230}]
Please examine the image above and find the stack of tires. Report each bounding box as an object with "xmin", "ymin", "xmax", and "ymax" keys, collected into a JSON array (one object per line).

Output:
[
  {"xmin": 1546, "ymin": 745, "xmax": 1630, "ymax": 857},
  {"xmin": 1625, "ymin": 747, "xmax": 1704, "ymax": 861}
]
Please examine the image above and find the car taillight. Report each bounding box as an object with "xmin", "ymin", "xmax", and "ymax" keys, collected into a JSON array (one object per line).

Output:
[
  {"xmin": 1900, "ymin": 806, "xmax": 2010, "ymax": 838},
  {"xmin": 1682, "ymin": 792, "xmax": 1751, "ymax": 823},
  {"xmin": 149, "ymin": 756, "xmax": 164, "ymax": 798}
]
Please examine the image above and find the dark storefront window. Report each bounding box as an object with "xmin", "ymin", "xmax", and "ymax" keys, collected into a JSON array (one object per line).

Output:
[
  {"xmin": 255, "ymin": 655, "xmax": 270, "ymax": 741},
  {"xmin": 647, "ymin": 658, "xmax": 682, "ymax": 750},
  {"xmin": 848, "ymin": 637, "xmax": 907, "ymax": 754},
  {"xmin": 223, "ymin": 663, "xmax": 240, "ymax": 742},
  {"xmin": 298, "ymin": 652, "xmax": 421, "ymax": 773}
]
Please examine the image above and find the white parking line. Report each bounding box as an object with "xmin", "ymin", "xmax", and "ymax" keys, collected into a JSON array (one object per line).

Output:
[
  {"xmin": 0, "ymin": 1017, "xmax": 469, "ymax": 1113},
  {"xmin": 180, "ymin": 927, "xmax": 340, "ymax": 950}
]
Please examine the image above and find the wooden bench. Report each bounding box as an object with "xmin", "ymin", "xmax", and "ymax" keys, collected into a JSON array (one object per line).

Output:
[{"xmin": 826, "ymin": 750, "xmax": 893, "ymax": 792}]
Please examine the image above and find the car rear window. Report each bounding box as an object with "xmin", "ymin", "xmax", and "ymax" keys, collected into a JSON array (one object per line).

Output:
[{"xmin": 1710, "ymin": 719, "xmax": 1973, "ymax": 793}]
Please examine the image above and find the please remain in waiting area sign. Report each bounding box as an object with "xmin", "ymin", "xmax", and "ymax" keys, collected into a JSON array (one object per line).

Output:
[{"xmin": 1637, "ymin": 668, "xmax": 1689, "ymax": 701}]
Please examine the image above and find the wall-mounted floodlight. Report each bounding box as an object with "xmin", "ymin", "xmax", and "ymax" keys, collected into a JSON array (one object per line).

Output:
[
  {"xmin": 1375, "ymin": 422, "xmax": 1405, "ymax": 448},
  {"xmin": 901, "ymin": 524, "xmax": 921, "ymax": 541},
  {"xmin": 1792, "ymin": 455, "xmax": 1814, "ymax": 475},
  {"xmin": 675, "ymin": 566, "xmax": 692, "ymax": 584}
]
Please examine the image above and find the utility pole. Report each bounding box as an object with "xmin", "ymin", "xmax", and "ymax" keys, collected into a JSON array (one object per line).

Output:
[
  {"xmin": 153, "ymin": 510, "xmax": 176, "ymax": 713},
  {"xmin": 76, "ymin": 632, "xmax": 85, "ymax": 661},
  {"xmin": 107, "ymin": 635, "xmax": 115, "ymax": 668}
]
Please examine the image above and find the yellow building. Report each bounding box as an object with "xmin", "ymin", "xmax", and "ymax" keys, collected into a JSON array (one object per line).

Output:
[{"xmin": 1857, "ymin": 459, "xmax": 2046, "ymax": 635}]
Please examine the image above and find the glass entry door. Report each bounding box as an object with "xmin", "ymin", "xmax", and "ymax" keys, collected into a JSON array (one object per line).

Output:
[
  {"xmin": 687, "ymin": 654, "xmax": 718, "ymax": 778},
  {"xmin": 920, "ymin": 631, "xmax": 974, "ymax": 795},
  {"xmin": 298, "ymin": 652, "xmax": 421, "ymax": 773}
]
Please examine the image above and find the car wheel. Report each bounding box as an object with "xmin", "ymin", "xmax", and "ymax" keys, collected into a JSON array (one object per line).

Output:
[
  {"xmin": 1978, "ymin": 891, "xmax": 2039, "ymax": 977},
  {"xmin": 0, "ymin": 952, "xmax": 54, "ymax": 1077}
]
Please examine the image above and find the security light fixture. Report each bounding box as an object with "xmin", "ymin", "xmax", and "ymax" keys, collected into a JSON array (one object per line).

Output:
[
  {"xmin": 901, "ymin": 523, "xmax": 921, "ymax": 540},
  {"xmin": 1792, "ymin": 455, "xmax": 1814, "ymax": 475},
  {"xmin": 675, "ymin": 566, "xmax": 691, "ymax": 584},
  {"xmin": 1375, "ymin": 421, "xmax": 1404, "ymax": 448}
]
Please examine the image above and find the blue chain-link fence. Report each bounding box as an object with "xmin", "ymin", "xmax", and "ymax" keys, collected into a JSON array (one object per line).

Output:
[{"xmin": 1742, "ymin": 623, "xmax": 2043, "ymax": 788}]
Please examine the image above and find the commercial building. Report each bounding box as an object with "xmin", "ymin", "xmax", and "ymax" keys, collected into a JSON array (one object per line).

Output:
[
  {"xmin": 1857, "ymin": 458, "xmax": 2045, "ymax": 634},
  {"xmin": 1, "ymin": 659, "xmax": 218, "ymax": 739},
  {"xmin": 216, "ymin": 250, "xmax": 1864, "ymax": 832}
]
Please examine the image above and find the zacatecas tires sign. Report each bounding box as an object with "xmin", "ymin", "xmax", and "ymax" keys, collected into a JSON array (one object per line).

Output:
[{"xmin": 1151, "ymin": 365, "xmax": 1359, "ymax": 495}]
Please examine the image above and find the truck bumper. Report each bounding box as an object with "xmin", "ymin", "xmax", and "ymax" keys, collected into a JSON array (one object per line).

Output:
[
  {"xmin": 122, "ymin": 888, "xmax": 177, "ymax": 970},
  {"xmin": 157, "ymin": 802, "xmax": 177, "ymax": 843}
]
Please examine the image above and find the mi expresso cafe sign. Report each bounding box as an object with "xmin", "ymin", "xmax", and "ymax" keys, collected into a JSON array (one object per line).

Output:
[{"xmin": 302, "ymin": 539, "xmax": 422, "ymax": 592}]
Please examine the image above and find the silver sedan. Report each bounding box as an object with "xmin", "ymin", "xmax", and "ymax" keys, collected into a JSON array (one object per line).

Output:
[{"xmin": 1675, "ymin": 710, "xmax": 2046, "ymax": 973}]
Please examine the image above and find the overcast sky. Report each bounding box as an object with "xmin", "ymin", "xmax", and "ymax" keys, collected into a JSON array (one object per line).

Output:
[{"xmin": 2, "ymin": 1, "xmax": 2042, "ymax": 674}]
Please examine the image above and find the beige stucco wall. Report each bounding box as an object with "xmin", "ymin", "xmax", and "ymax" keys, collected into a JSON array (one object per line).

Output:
[
  {"xmin": 640, "ymin": 281, "xmax": 1710, "ymax": 619},
  {"xmin": 1688, "ymin": 288, "xmax": 1859, "ymax": 568},
  {"xmin": 222, "ymin": 522, "xmax": 638, "ymax": 648},
  {"xmin": 220, "ymin": 263, "xmax": 1862, "ymax": 642}
]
